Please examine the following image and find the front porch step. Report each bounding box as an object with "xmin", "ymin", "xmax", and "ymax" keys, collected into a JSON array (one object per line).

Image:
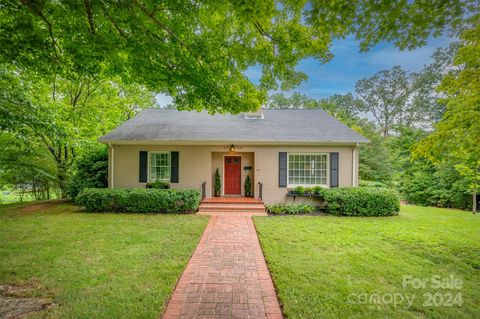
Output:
[
  {"xmin": 199, "ymin": 204, "xmax": 265, "ymax": 211},
  {"xmin": 198, "ymin": 208, "xmax": 265, "ymax": 213},
  {"xmin": 201, "ymin": 197, "xmax": 263, "ymax": 205},
  {"xmin": 198, "ymin": 198, "xmax": 266, "ymax": 215}
]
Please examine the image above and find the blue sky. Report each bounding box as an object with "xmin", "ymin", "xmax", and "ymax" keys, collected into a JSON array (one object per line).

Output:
[
  {"xmin": 156, "ymin": 35, "xmax": 452, "ymax": 105},
  {"xmin": 245, "ymin": 35, "xmax": 453, "ymax": 99}
]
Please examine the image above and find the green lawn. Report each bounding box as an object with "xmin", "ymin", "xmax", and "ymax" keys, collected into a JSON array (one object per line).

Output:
[
  {"xmin": 0, "ymin": 191, "xmax": 36, "ymax": 204},
  {"xmin": 0, "ymin": 201, "xmax": 209, "ymax": 319},
  {"xmin": 254, "ymin": 206, "xmax": 480, "ymax": 319}
]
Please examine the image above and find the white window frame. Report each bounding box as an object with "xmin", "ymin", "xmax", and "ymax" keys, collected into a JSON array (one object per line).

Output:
[
  {"xmin": 287, "ymin": 153, "xmax": 330, "ymax": 187},
  {"xmin": 148, "ymin": 152, "xmax": 171, "ymax": 182}
]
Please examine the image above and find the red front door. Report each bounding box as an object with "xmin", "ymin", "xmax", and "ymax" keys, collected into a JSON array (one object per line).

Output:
[{"xmin": 224, "ymin": 156, "xmax": 241, "ymax": 194}]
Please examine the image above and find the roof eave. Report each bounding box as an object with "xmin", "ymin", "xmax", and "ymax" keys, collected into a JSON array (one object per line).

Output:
[{"xmin": 98, "ymin": 138, "xmax": 370, "ymax": 146}]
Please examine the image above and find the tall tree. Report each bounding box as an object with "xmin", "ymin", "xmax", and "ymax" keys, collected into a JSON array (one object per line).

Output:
[
  {"xmin": 317, "ymin": 94, "xmax": 364, "ymax": 125},
  {"xmin": 266, "ymin": 92, "xmax": 318, "ymax": 109},
  {"xmin": 355, "ymin": 45, "xmax": 458, "ymax": 137},
  {"xmin": 0, "ymin": 0, "xmax": 476, "ymax": 113},
  {"xmin": 0, "ymin": 68, "xmax": 155, "ymax": 197},
  {"xmin": 414, "ymin": 18, "xmax": 480, "ymax": 213},
  {"xmin": 355, "ymin": 66, "xmax": 410, "ymax": 137},
  {"xmin": 408, "ymin": 43, "xmax": 461, "ymax": 126}
]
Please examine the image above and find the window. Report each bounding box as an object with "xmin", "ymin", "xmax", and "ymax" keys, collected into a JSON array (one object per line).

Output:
[
  {"xmin": 149, "ymin": 152, "xmax": 170, "ymax": 182},
  {"xmin": 288, "ymin": 153, "xmax": 329, "ymax": 186}
]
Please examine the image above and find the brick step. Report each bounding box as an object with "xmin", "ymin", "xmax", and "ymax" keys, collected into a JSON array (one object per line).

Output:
[
  {"xmin": 197, "ymin": 210, "xmax": 266, "ymax": 214},
  {"xmin": 201, "ymin": 198, "xmax": 263, "ymax": 205},
  {"xmin": 199, "ymin": 204, "xmax": 265, "ymax": 209},
  {"xmin": 197, "ymin": 211, "xmax": 268, "ymax": 216},
  {"xmin": 198, "ymin": 207, "xmax": 266, "ymax": 212}
]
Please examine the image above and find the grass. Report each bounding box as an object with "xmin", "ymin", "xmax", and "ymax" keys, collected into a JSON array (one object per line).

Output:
[
  {"xmin": 254, "ymin": 205, "xmax": 480, "ymax": 319},
  {"xmin": 0, "ymin": 201, "xmax": 209, "ymax": 319},
  {"xmin": 0, "ymin": 191, "xmax": 36, "ymax": 204}
]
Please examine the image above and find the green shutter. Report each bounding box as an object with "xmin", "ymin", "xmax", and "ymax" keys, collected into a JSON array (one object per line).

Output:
[
  {"xmin": 170, "ymin": 151, "xmax": 179, "ymax": 183},
  {"xmin": 139, "ymin": 151, "xmax": 148, "ymax": 183}
]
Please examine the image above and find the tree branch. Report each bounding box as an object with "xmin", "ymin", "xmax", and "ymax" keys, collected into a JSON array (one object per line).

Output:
[
  {"xmin": 253, "ymin": 21, "xmax": 281, "ymax": 42},
  {"xmin": 102, "ymin": 5, "xmax": 127, "ymax": 39},
  {"xmin": 83, "ymin": 0, "xmax": 96, "ymax": 34},
  {"xmin": 20, "ymin": 0, "xmax": 60, "ymax": 60},
  {"xmin": 132, "ymin": 0, "xmax": 204, "ymax": 68}
]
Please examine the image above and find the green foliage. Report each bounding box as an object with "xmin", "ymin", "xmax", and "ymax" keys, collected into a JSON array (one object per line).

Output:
[
  {"xmin": 244, "ymin": 175, "xmax": 252, "ymax": 196},
  {"xmin": 293, "ymin": 186, "xmax": 305, "ymax": 195},
  {"xmin": 355, "ymin": 45, "xmax": 456, "ymax": 137},
  {"xmin": 414, "ymin": 19, "xmax": 480, "ymax": 212},
  {"xmin": 320, "ymin": 188, "xmax": 400, "ymax": 216},
  {"xmin": 0, "ymin": 67, "xmax": 154, "ymax": 197},
  {"xmin": 400, "ymin": 161, "xmax": 471, "ymax": 209},
  {"xmin": 214, "ymin": 168, "xmax": 221, "ymax": 195},
  {"xmin": 357, "ymin": 123, "xmax": 394, "ymax": 184},
  {"xmin": 146, "ymin": 181, "xmax": 171, "ymax": 189},
  {"xmin": 266, "ymin": 92, "xmax": 363, "ymax": 126},
  {"xmin": 359, "ymin": 180, "xmax": 388, "ymax": 188},
  {"xmin": 0, "ymin": 132, "xmax": 56, "ymax": 200},
  {"xmin": 0, "ymin": 0, "xmax": 474, "ymax": 112},
  {"xmin": 65, "ymin": 147, "xmax": 108, "ymax": 200},
  {"xmin": 76, "ymin": 188, "xmax": 200, "ymax": 214},
  {"xmin": 312, "ymin": 186, "xmax": 325, "ymax": 196},
  {"xmin": 266, "ymin": 202, "xmax": 315, "ymax": 215}
]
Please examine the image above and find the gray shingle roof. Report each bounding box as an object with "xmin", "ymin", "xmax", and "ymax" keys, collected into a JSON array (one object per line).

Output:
[{"xmin": 99, "ymin": 108, "xmax": 369, "ymax": 144}]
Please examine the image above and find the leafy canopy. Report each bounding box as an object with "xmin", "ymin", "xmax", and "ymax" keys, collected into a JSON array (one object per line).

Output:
[
  {"xmin": 0, "ymin": 0, "xmax": 476, "ymax": 113},
  {"xmin": 414, "ymin": 18, "xmax": 480, "ymax": 212}
]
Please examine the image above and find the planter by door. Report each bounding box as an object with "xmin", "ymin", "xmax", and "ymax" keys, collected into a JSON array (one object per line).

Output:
[{"xmin": 224, "ymin": 156, "xmax": 241, "ymax": 195}]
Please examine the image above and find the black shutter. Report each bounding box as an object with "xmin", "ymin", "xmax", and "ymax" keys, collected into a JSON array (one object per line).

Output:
[
  {"xmin": 170, "ymin": 151, "xmax": 179, "ymax": 183},
  {"xmin": 279, "ymin": 152, "xmax": 287, "ymax": 187},
  {"xmin": 139, "ymin": 151, "xmax": 148, "ymax": 183},
  {"xmin": 330, "ymin": 152, "xmax": 339, "ymax": 188}
]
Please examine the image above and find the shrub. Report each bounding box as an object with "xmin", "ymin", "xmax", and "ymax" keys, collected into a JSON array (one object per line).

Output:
[
  {"xmin": 214, "ymin": 168, "xmax": 221, "ymax": 196},
  {"xmin": 312, "ymin": 186, "xmax": 325, "ymax": 196},
  {"xmin": 76, "ymin": 188, "xmax": 200, "ymax": 214},
  {"xmin": 320, "ymin": 187, "xmax": 400, "ymax": 216},
  {"xmin": 244, "ymin": 175, "xmax": 252, "ymax": 197},
  {"xmin": 146, "ymin": 181, "xmax": 170, "ymax": 189},
  {"xmin": 293, "ymin": 186, "xmax": 305, "ymax": 195},
  {"xmin": 359, "ymin": 180, "xmax": 388, "ymax": 188},
  {"xmin": 266, "ymin": 202, "xmax": 315, "ymax": 215},
  {"xmin": 66, "ymin": 147, "xmax": 108, "ymax": 199}
]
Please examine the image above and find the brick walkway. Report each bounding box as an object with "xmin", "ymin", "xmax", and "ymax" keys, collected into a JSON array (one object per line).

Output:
[{"xmin": 162, "ymin": 216, "xmax": 282, "ymax": 319}]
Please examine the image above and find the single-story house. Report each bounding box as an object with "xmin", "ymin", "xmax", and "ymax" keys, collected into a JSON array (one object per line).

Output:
[{"xmin": 99, "ymin": 108, "xmax": 369, "ymax": 204}]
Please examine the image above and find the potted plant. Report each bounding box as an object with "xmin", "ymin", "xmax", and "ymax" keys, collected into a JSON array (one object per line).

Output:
[
  {"xmin": 214, "ymin": 168, "xmax": 221, "ymax": 197},
  {"xmin": 244, "ymin": 175, "xmax": 251, "ymax": 197}
]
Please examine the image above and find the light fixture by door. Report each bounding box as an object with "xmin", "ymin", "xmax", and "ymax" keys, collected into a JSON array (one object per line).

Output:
[{"xmin": 224, "ymin": 144, "xmax": 241, "ymax": 152}]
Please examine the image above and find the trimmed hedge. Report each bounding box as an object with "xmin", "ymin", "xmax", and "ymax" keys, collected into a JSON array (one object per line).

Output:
[
  {"xmin": 321, "ymin": 187, "xmax": 400, "ymax": 216},
  {"xmin": 76, "ymin": 188, "xmax": 200, "ymax": 214},
  {"xmin": 266, "ymin": 202, "xmax": 315, "ymax": 215}
]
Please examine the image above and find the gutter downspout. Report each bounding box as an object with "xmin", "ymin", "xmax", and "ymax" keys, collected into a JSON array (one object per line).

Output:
[
  {"xmin": 352, "ymin": 143, "xmax": 359, "ymax": 187},
  {"xmin": 108, "ymin": 142, "xmax": 114, "ymax": 189}
]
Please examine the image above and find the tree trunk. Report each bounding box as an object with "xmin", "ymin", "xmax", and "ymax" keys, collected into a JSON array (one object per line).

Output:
[
  {"xmin": 473, "ymin": 162, "xmax": 478, "ymax": 214},
  {"xmin": 57, "ymin": 162, "xmax": 68, "ymax": 199},
  {"xmin": 473, "ymin": 187, "xmax": 477, "ymax": 214}
]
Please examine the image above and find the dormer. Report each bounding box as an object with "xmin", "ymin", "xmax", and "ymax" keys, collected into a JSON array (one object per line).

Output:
[{"xmin": 244, "ymin": 110, "xmax": 264, "ymax": 119}]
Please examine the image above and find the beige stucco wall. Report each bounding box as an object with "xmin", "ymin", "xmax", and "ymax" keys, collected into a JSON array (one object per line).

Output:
[{"xmin": 108, "ymin": 144, "xmax": 359, "ymax": 204}]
